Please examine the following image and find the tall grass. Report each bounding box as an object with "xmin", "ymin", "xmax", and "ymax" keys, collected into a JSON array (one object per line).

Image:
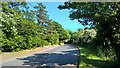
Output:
[{"xmin": 76, "ymin": 46, "xmax": 119, "ymax": 68}]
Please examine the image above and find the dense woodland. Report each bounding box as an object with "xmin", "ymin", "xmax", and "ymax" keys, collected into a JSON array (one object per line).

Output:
[{"xmin": 1, "ymin": 2, "xmax": 120, "ymax": 66}]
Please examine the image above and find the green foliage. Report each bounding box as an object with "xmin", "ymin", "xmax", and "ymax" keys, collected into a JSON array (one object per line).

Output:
[
  {"xmin": 82, "ymin": 29, "xmax": 96, "ymax": 45},
  {"xmin": 34, "ymin": 3, "xmax": 51, "ymax": 26},
  {"xmin": 2, "ymin": 38, "xmax": 15, "ymax": 52},
  {"xmin": 48, "ymin": 33, "xmax": 59, "ymax": 45},
  {"xmin": 13, "ymin": 35, "xmax": 26, "ymax": 51},
  {"xmin": 79, "ymin": 46, "xmax": 118, "ymax": 67},
  {"xmin": 1, "ymin": 2, "xmax": 50, "ymax": 52},
  {"xmin": 48, "ymin": 21, "xmax": 71, "ymax": 44},
  {"xmin": 58, "ymin": 2, "xmax": 120, "ymax": 61},
  {"xmin": 41, "ymin": 40, "xmax": 49, "ymax": 46},
  {"xmin": 58, "ymin": 28, "xmax": 70, "ymax": 43},
  {"xmin": 1, "ymin": 11, "xmax": 18, "ymax": 38},
  {"xmin": 68, "ymin": 29, "xmax": 82, "ymax": 44},
  {"xmin": 1, "ymin": 2, "xmax": 71, "ymax": 52}
]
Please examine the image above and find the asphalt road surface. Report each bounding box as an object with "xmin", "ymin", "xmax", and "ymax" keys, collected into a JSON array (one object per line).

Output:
[{"xmin": 2, "ymin": 44, "xmax": 80, "ymax": 68}]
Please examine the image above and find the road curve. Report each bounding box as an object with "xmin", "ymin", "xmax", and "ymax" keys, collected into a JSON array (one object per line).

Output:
[{"xmin": 2, "ymin": 44, "xmax": 80, "ymax": 68}]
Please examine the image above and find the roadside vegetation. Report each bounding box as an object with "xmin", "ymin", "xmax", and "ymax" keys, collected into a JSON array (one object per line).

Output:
[
  {"xmin": 79, "ymin": 46, "xmax": 118, "ymax": 68},
  {"xmin": 1, "ymin": 2, "xmax": 120, "ymax": 67},
  {"xmin": 67, "ymin": 28, "xmax": 118, "ymax": 67},
  {"xmin": 58, "ymin": 2, "xmax": 120, "ymax": 67},
  {"xmin": 1, "ymin": 2, "xmax": 70, "ymax": 52}
]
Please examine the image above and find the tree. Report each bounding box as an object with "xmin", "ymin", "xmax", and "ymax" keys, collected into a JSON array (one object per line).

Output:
[
  {"xmin": 34, "ymin": 3, "xmax": 51, "ymax": 26},
  {"xmin": 58, "ymin": 2, "xmax": 120, "ymax": 61},
  {"xmin": 82, "ymin": 28, "xmax": 96, "ymax": 45},
  {"xmin": 69, "ymin": 28, "xmax": 84, "ymax": 45},
  {"xmin": 1, "ymin": 2, "xmax": 18, "ymax": 38},
  {"xmin": 1, "ymin": 2, "xmax": 25, "ymax": 51},
  {"xmin": 70, "ymin": 32, "xmax": 79, "ymax": 44},
  {"xmin": 48, "ymin": 21, "xmax": 70, "ymax": 44},
  {"xmin": 1, "ymin": 2, "xmax": 46, "ymax": 52},
  {"xmin": 33, "ymin": 3, "xmax": 51, "ymax": 41},
  {"xmin": 48, "ymin": 32, "xmax": 59, "ymax": 45}
]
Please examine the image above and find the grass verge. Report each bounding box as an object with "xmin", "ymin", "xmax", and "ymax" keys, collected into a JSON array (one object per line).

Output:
[{"xmin": 77, "ymin": 46, "xmax": 118, "ymax": 68}]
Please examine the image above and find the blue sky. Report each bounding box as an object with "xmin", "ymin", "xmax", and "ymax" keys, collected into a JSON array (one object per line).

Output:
[{"xmin": 27, "ymin": 2, "xmax": 85, "ymax": 32}]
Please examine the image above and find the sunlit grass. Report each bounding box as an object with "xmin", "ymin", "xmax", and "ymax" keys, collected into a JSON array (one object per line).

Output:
[{"xmin": 78, "ymin": 46, "xmax": 118, "ymax": 68}]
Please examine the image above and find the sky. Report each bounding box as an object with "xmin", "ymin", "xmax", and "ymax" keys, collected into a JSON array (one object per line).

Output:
[{"xmin": 27, "ymin": 2, "xmax": 85, "ymax": 32}]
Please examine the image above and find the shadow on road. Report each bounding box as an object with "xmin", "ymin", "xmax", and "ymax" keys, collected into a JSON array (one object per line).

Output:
[{"xmin": 17, "ymin": 49, "xmax": 80, "ymax": 68}]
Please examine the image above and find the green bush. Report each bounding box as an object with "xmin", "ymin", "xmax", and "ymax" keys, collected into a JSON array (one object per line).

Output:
[
  {"xmin": 1, "ymin": 2, "xmax": 71, "ymax": 52},
  {"xmin": 28, "ymin": 36, "xmax": 44, "ymax": 48},
  {"xmin": 13, "ymin": 35, "xmax": 26, "ymax": 51},
  {"xmin": 48, "ymin": 33, "xmax": 59, "ymax": 45},
  {"xmin": 2, "ymin": 38, "xmax": 15, "ymax": 52},
  {"xmin": 42, "ymin": 40, "xmax": 49, "ymax": 46}
]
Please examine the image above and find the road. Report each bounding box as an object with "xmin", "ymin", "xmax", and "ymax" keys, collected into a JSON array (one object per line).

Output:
[{"xmin": 2, "ymin": 44, "xmax": 80, "ymax": 68}]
